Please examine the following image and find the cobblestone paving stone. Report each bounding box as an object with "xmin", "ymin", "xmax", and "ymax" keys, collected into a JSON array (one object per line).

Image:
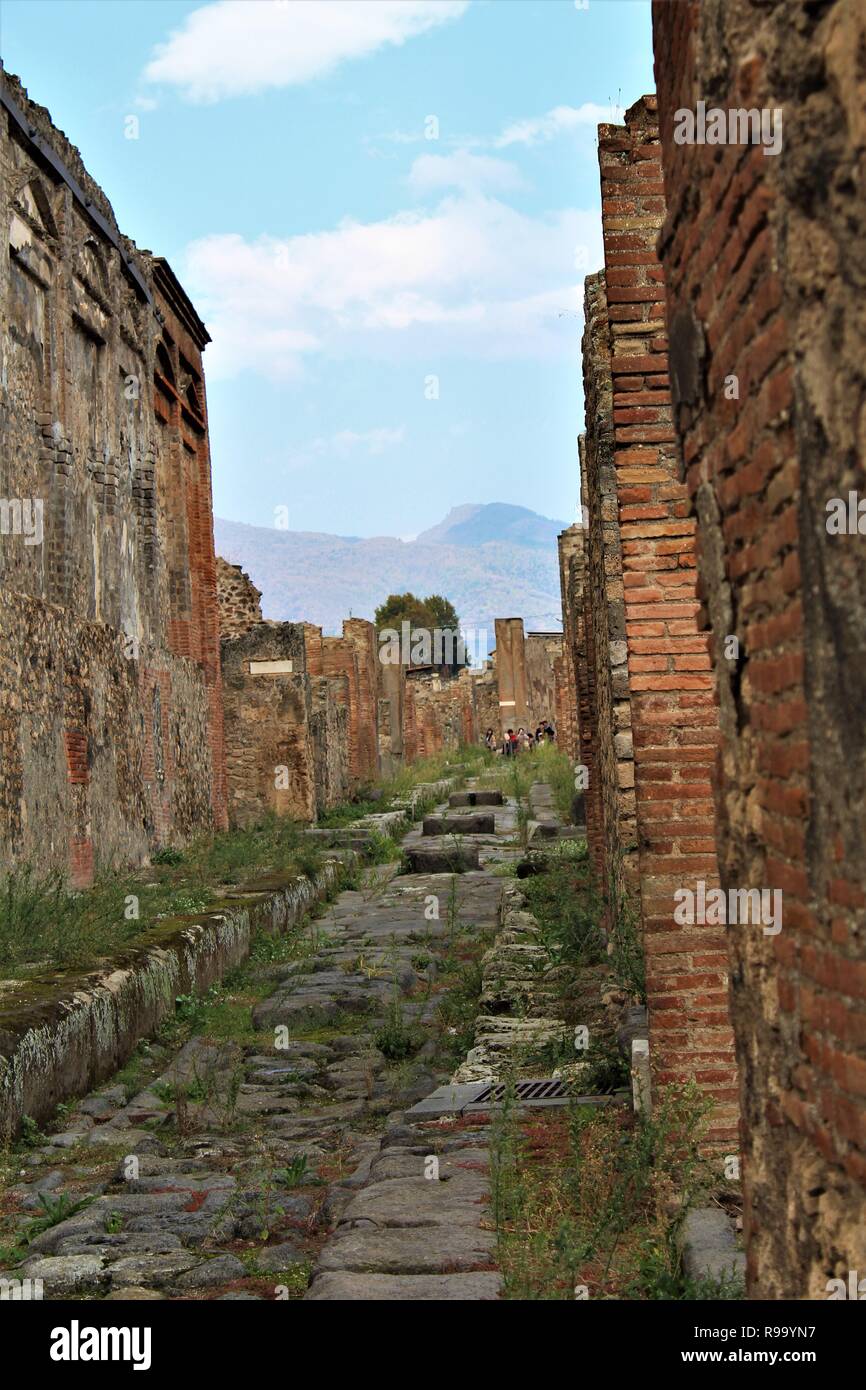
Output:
[{"xmin": 0, "ymin": 783, "xmax": 521, "ymax": 1301}]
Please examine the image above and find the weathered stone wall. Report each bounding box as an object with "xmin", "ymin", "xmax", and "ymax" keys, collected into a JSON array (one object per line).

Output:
[
  {"xmin": 310, "ymin": 675, "xmax": 350, "ymax": 811},
  {"xmin": 215, "ymin": 557, "xmax": 262, "ymax": 639},
  {"xmin": 0, "ymin": 593, "xmax": 215, "ymax": 886},
  {"xmin": 525, "ymin": 632, "xmax": 564, "ymax": 732},
  {"xmin": 321, "ymin": 631, "xmax": 365, "ymax": 784},
  {"xmin": 344, "ymin": 618, "xmax": 380, "ymax": 784},
  {"xmin": 220, "ymin": 623, "xmax": 315, "ymax": 826},
  {"xmin": 652, "ymin": 0, "xmax": 866, "ymax": 1296},
  {"xmin": 472, "ymin": 662, "xmax": 500, "ymax": 743},
  {"xmin": 403, "ymin": 666, "xmax": 476, "ymax": 758},
  {"xmin": 556, "ymin": 523, "xmax": 582, "ymax": 763},
  {"xmin": 0, "ymin": 70, "xmax": 227, "ymax": 881},
  {"xmin": 580, "ymin": 273, "xmax": 638, "ymax": 900}
]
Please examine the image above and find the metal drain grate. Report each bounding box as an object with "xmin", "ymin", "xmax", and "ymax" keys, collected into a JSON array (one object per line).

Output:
[{"xmin": 471, "ymin": 1077, "xmax": 571, "ymax": 1106}]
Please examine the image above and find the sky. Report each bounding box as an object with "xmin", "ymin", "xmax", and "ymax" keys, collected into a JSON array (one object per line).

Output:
[{"xmin": 0, "ymin": 0, "xmax": 655, "ymax": 539}]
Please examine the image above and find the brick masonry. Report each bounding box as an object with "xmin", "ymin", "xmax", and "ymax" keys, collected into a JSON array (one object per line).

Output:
[
  {"xmin": 652, "ymin": 0, "xmax": 866, "ymax": 1296},
  {"xmin": 595, "ymin": 97, "xmax": 737, "ymax": 1144}
]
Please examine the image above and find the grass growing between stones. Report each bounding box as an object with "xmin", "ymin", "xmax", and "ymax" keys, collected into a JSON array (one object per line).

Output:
[
  {"xmin": 316, "ymin": 743, "xmax": 495, "ymax": 828},
  {"xmin": 521, "ymin": 840, "xmax": 647, "ymax": 1005},
  {"xmin": 491, "ymin": 1080, "xmax": 740, "ymax": 1300},
  {"xmin": 0, "ymin": 814, "xmax": 333, "ymax": 976},
  {"xmin": 529, "ymin": 743, "xmax": 580, "ymax": 823},
  {"xmin": 521, "ymin": 840, "xmax": 606, "ymax": 970}
]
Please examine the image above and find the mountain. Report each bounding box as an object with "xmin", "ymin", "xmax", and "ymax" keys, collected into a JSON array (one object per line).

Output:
[
  {"xmin": 416, "ymin": 502, "xmax": 566, "ymax": 550},
  {"xmin": 213, "ymin": 503, "xmax": 570, "ymax": 654}
]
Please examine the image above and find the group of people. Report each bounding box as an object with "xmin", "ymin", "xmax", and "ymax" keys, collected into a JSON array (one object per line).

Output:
[{"xmin": 483, "ymin": 722, "xmax": 556, "ymax": 756}]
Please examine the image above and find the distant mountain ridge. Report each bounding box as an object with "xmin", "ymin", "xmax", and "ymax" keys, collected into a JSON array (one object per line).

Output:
[
  {"xmin": 416, "ymin": 502, "xmax": 566, "ymax": 550},
  {"xmin": 213, "ymin": 502, "xmax": 571, "ymax": 653}
]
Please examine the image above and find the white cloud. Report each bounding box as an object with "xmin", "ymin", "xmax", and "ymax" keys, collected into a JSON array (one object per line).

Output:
[
  {"xmin": 321, "ymin": 427, "xmax": 406, "ymax": 456},
  {"xmin": 495, "ymin": 102, "xmax": 624, "ymax": 148},
  {"xmin": 283, "ymin": 426, "xmax": 405, "ymax": 474},
  {"xmin": 408, "ymin": 150, "xmax": 526, "ymax": 195},
  {"xmin": 143, "ymin": 0, "xmax": 468, "ymax": 102},
  {"xmin": 182, "ymin": 195, "xmax": 603, "ymax": 379}
]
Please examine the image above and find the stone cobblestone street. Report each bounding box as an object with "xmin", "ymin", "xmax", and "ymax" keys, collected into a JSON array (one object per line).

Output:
[{"xmin": 1, "ymin": 788, "xmax": 521, "ymax": 1301}]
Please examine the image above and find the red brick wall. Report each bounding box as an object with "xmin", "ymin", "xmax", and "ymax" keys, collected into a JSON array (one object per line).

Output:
[
  {"xmin": 153, "ymin": 267, "xmax": 227, "ymax": 833},
  {"xmin": 597, "ymin": 98, "xmax": 737, "ymax": 1142},
  {"xmin": 652, "ymin": 0, "xmax": 866, "ymax": 1295}
]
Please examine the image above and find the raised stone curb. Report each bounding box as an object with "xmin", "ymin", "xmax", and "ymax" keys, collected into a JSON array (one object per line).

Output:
[{"xmin": 0, "ymin": 860, "xmax": 348, "ymax": 1141}]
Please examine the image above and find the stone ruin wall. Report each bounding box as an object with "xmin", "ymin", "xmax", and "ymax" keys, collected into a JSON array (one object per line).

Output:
[
  {"xmin": 651, "ymin": 0, "xmax": 866, "ymax": 1297},
  {"xmin": 553, "ymin": 525, "xmax": 581, "ymax": 765},
  {"xmin": 524, "ymin": 633, "xmax": 564, "ymax": 733},
  {"xmin": 215, "ymin": 557, "xmax": 262, "ymax": 639},
  {"xmin": 0, "ymin": 71, "xmax": 226, "ymax": 885},
  {"xmin": 218, "ymin": 590, "xmax": 572, "ymax": 823},
  {"xmin": 571, "ymin": 271, "xmax": 639, "ymax": 905},
  {"xmin": 220, "ymin": 622, "xmax": 315, "ymax": 827}
]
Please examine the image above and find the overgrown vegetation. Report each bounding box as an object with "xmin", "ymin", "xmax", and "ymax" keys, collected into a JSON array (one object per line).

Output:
[
  {"xmin": 317, "ymin": 743, "xmax": 494, "ymax": 829},
  {"xmin": 374, "ymin": 997, "xmax": 423, "ymax": 1060},
  {"xmin": 521, "ymin": 841, "xmax": 606, "ymax": 971},
  {"xmin": 0, "ymin": 814, "xmax": 341, "ymax": 977},
  {"xmin": 492, "ymin": 1077, "xmax": 740, "ymax": 1300}
]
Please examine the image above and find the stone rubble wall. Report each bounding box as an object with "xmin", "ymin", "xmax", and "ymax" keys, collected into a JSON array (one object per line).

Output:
[
  {"xmin": 651, "ymin": 0, "xmax": 866, "ymax": 1297},
  {"xmin": 525, "ymin": 632, "xmax": 564, "ymax": 732},
  {"xmin": 220, "ymin": 622, "xmax": 316, "ymax": 826},
  {"xmin": 554, "ymin": 523, "xmax": 582, "ymax": 763},
  {"xmin": 215, "ymin": 557, "xmax": 262, "ymax": 639}
]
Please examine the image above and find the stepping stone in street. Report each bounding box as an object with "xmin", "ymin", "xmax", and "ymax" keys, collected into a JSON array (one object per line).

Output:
[
  {"xmin": 422, "ymin": 813, "xmax": 495, "ymax": 836},
  {"xmin": 449, "ymin": 791, "xmax": 503, "ymax": 808},
  {"xmin": 404, "ymin": 844, "xmax": 480, "ymax": 874},
  {"xmin": 526, "ymin": 820, "xmax": 583, "ymax": 843}
]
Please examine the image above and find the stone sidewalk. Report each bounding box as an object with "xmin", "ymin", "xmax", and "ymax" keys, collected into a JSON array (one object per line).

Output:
[{"xmin": 1, "ymin": 785, "xmax": 519, "ymax": 1301}]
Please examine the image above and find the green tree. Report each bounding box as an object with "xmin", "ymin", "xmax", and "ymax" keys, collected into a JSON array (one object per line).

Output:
[{"xmin": 374, "ymin": 591, "xmax": 463, "ymax": 672}]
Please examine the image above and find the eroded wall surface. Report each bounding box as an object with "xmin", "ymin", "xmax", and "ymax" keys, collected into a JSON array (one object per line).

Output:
[
  {"xmin": 220, "ymin": 623, "xmax": 315, "ymax": 826},
  {"xmin": 216, "ymin": 557, "xmax": 262, "ymax": 639},
  {"xmin": 0, "ymin": 72, "xmax": 226, "ymax": 882},
  {"xmin": 653, "ymin": 0, "xmax": 866, "ymax": 1296}
]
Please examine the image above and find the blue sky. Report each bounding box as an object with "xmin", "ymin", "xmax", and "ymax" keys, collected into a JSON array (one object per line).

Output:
[{"xmin": 1, "ymin": 0, "xmax": 654, "ymax": 538}]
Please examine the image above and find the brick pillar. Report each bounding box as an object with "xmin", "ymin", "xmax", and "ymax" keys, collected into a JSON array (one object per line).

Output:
[
  {"xmin": 494, "ymin": 617, "xmax": 530, "ymax": 732},
  {"xmin": 597, "ymin": 97, "xmax": 736, "ymax": 1142},
  {"xmin": 344, "ymin": 618, "xmax": 379, "ymax": 781},
  {"xmin": 322, "ymin": 636, "xmax": 362, "ymax": 784}
]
